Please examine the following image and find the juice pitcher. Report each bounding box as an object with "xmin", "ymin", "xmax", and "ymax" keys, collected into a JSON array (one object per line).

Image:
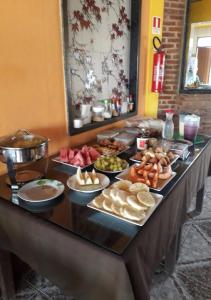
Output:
[
  {"xmin": 184, "ymin": 114, "xmax": 200, "ymax": 141},
  {"xmin": 162, "ymin": 109, "xmax": 174, "ymax": 140}
]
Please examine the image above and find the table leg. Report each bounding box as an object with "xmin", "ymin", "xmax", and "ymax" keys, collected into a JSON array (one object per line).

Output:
[
  {"xmin": 164, "ymin": 227, "xmax": 182, "ymax": 275},
  {"xmin": 187, "ymin": 186, "xmax": 205, "ymax": 218},
  {"xmin": 0, "ymin": 249, "xmax": 15, "ymax": 300},
  {"xmin": 208, "ymin": 161, "xmax": 211, "ymax": 177}
]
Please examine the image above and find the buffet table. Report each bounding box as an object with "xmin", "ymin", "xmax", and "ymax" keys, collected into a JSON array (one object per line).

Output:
[{"xmin": 0, "ymin": 138, "xmax": 211, "ymax": 300}]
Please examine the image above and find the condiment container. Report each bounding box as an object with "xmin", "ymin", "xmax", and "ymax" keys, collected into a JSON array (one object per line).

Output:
[
  {"xmin": 121, "ymin": 101, "xmax": 128, "ymax": 114},
  {"xmin": 136, "ymin": 128, "xmax": 149, "ymax": 150},
  {"xmin": 103, "ymin": 99, "xmax": 112, "ymax": 119},
  {"xmin": 92, "ymin": 104, "xmax": 105, "ymax": 122},
  {"xmin": 179, "ymin": 112, "xmax": 189, "ymax": 138},
  {"xmin": 73, "ymin": 119, "xmax": 83, "ymax": 128},
  {"xmin": 80, "ymin": 104, "xmax": 92, "ymax": 125}
]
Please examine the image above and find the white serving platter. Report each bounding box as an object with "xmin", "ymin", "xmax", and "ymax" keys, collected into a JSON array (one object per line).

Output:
[
  {"xmin": 130, "ymin": 153, "xmax": 180, "ymax": 165},
  {"xmin": 87, "ymin": 193, "xmax": 163, "ymax": 226},
  {"xmin": 52, "ymin": 156, "xmax": 94, "ymax": 170},
  {"xmin": 67, "ymin": 173, "xmax": 110, "ymax": 193},
  {"xmin": 115, "ymin": 165, "xmax": 177, "ymax": 192}
]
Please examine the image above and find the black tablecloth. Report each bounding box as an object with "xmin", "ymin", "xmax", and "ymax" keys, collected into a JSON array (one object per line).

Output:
[{"xmin": 0, "ymin": 140, "xmax": 211, "ymax": 300}]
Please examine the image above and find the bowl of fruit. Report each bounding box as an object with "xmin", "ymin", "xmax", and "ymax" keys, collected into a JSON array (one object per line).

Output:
[{"xmin": 94, "ymin": 155, "xmax": 129, "ymax": 173}]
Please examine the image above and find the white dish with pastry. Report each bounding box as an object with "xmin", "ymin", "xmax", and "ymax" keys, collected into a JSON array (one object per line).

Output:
[
  {"xmin": 87, "ymin": 180, "xmax": 163, "ymax": 226},
  {"xmin": 67, "ymin": 168, "xmax": 110, "ymax": 193}
]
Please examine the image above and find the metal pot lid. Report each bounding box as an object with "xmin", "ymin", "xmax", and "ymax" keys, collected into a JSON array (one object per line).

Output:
[{"xmin": 0, "ymin": 129, "xmax": 48, "ymax": 149}]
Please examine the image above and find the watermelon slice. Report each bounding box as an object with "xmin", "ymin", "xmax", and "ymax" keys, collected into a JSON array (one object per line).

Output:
[
  {"xmin": 71, "ymin": 151, "xmax": 85, "ymax": 167},
  {"xmin": 60, "ymin": 148, "xmax": 69, "ymax": 162},
  {"xmin": 89, "ymin": 147, "xmax": 101, "ymax": 161},
  {"xmin": 68, "ymin": 149, "xmax": 75, "ymax": 162}
]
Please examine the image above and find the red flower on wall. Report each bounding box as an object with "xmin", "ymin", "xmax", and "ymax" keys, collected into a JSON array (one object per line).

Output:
[{"xmin": 72, "ymin": 22, "xmax": 79, "ymax": 32}]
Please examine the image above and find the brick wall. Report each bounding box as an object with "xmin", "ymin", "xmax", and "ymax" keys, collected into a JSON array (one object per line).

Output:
[{"xmin": 158, "ymin": 0, "xmax": 211, "ymax": 134}]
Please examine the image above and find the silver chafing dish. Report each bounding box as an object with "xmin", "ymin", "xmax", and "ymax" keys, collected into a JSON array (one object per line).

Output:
[
  {"xmin": 0, "ymin": 129, "xmax": 48, "ymax": 163},
  {"xmin": 0, "ymin": 129, "xmax": 49, "ymax": 191}
]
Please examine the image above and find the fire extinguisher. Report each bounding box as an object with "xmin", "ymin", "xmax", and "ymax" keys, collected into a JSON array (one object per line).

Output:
[{"xmin": 151, "ymin": 36, "xmax": 165, "ymax": 93}]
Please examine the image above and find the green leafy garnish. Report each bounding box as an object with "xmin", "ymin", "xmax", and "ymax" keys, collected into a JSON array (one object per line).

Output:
[{"xmin": 36, "ymin": 180, "xmax": 47, "ymax": 186}]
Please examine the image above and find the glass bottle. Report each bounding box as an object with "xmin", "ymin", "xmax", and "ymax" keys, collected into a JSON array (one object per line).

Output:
[{"xmin": 162, "ymin": 109, "xmax": 174, "ymax": 140}]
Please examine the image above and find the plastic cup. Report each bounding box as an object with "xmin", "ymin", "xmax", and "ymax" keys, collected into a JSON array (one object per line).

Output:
[
  {"xmin": 184, "ymin": 115, "xmax": 200, "ymax": 141},
  {"xmin": 179, "ymin": 113, "xmax": 186, "ymax": 138}
]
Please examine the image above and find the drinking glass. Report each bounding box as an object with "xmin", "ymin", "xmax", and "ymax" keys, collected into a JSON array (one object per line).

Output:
[{"xmin": 179, "ymin": 113, "xmax": 186, "ymax": 138}]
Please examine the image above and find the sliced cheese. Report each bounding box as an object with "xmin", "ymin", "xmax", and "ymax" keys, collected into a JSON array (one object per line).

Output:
[
  {"xmin": 84, "ymin": 171, "xmax": 92, "ymax": 185},
  {"xmin": 92, "ymin": 169, "xmax": 100, "ymax": 184},
  {"xmin": 76, "ymin": 168, "xmax": 85, "ymax": 185}
]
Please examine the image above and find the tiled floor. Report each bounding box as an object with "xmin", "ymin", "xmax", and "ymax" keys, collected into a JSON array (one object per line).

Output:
[
  {"xmin": 1, "ymin": 178, "xmax": 211, "ymax": 300},
  {"xmin": 150, "ymin": 177, "xmax": 211, "ymax": 300}
]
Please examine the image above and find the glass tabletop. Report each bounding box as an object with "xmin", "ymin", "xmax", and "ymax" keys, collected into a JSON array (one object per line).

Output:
[{"xmin": 0, "ymin": 138, "xmax": 210, "ymax": 255}]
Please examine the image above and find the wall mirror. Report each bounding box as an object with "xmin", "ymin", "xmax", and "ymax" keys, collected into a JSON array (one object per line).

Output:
[
  {"xmin": 62, "ymin": 0, "xmax": 141, "ymax": 135},
  {"xmin": 180, "ymin": 0, "xmax": 211, "ymax": 93}
]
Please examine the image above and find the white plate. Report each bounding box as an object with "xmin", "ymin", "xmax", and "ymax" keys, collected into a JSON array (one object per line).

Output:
[
  {"xmin": 87, "ymin": 193, "xmax": 163, "ymax": 226},
  {"xmin": 17, "ymin": 179, "xmax": 64, "ymax": 202},
  {"xmin": 52, "ymin": 156, "xmax": 94, "ymax": 169},
  {"xmin": 94, "ymin": 162, "xmax": 129, "ymax": 174},
  {"xmin": 115, "ymin": 165, "xmax": 177, "ymax": 192},
  {"xmin": 130, "ymin": 154, "xmax": 180, "ymax": 165},
  {"xmin": 67, "ymin": 173, "xmax": 110, "ymax": 193}
]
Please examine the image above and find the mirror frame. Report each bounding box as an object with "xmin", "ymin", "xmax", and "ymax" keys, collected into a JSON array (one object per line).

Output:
[
  {"xmin": 62, "ymin": 0, "xmax": 141, "ymax": 135},
  {"xmin": 180, "ymin": 0, "xmax": 211, "ymax": 94}
]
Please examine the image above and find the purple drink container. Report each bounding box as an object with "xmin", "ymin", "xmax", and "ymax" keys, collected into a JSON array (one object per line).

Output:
[{"xmin": 184, "ymin": 114, "xmax": 200, "ymax": 141}]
